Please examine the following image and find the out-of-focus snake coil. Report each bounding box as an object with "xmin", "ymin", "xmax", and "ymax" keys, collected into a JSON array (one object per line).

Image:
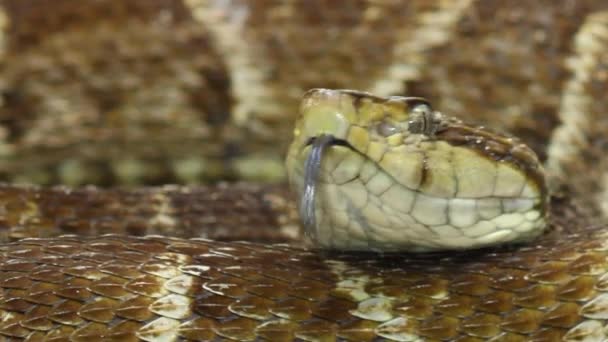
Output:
[{"xmin": 1, "ymin": 1, "xmax": 608, "ymax": 341}]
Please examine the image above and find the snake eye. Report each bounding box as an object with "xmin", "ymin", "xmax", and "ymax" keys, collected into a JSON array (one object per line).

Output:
[
  {"xmin": 413, "ymin": 103, "xmax": 432, "ymax": 116},
  {"xmin": 376, "ymin": 120, "xmax": 400, "ymax": 137},
  {"xmin": 408, "ymin": 104, "xmax": 443, "ymax": 136}
]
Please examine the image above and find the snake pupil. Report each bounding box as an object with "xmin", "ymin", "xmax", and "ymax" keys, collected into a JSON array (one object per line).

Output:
[{"xmin": 408, "ymin": 104, "xmax": 445, "ymax": 137}]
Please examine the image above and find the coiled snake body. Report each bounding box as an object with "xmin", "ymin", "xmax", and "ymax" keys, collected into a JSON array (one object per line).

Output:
[{"xmin": 0, "ymin": 1, "xmax": 608, "ymax": 341}]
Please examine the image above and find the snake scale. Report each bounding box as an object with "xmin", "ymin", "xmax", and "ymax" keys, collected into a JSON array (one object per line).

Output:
[{"xmin": 0, "ymin": 0, "xmax": 607, "ymax": 341}]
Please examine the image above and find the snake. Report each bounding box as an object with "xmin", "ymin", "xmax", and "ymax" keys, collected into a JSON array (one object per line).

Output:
[
  {"xmin": 0, "ymin": 1, "xmax": 608, "ymax": 341},
  {"xmin": 287, "ymin": 88, "xmax": 547, "ymax": 252}
]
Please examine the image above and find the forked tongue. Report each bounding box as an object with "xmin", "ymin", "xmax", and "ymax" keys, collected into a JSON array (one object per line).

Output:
[{"xmin": 300, "ymin": 134, "xmax": 334, "ymax": 241}]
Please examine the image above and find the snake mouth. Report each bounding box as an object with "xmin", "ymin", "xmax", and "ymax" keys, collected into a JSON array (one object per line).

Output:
[
  {"xmin": 300, "ymin": 134, "xmax": 359, "ymax": 241},
  {"xmin": 304, "ymin": 136, "xmax": 356, "ymax": 151}
]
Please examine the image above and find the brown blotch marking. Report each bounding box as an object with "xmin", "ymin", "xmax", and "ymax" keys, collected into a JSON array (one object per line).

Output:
[
  {"xmin": 500, "ymin": 308, "xmax": 544, "ymax": 334},
  {"xmin": 0, "ymin": 260, "xmax": 36, "ymax": 272},
  {"xmin": 394, "ymin": 297, "xmax": 434, "ymax": 319},
  {"xmin": 0, "ymin": 291, "xmax": 34, "ymax": 312},
  {"xmin": 420, "ymin": 152, "xmax": 430, "ymax": 189},
  {"xmin": 20, "ymin": 305, "xmax": 53, "ymax": 331},
  {"xmin": 203, "ymin": 275, "xmax": 248, "ymax": 298},
  {"xmin": 287, "ymin": 278, "xmax": 330, "ymax": 301},
  {"xmin": 0, "ymin": 272, "xmax": 32, "ymax": 289},
  {"xmin": 49, "ymin": 299, "xmax": 85, "ymax": 326},
  {"xmin": 124, "ymin": 274, "xmax": 167, "ymax": 298},
  {"xmin": 569, "ymin": 253, "xmax": 608, "ymax": 275},
  {"xmin": 513, "ymin": 284, "xmax": 556, "ymax": 309},
  {"xmin": 2, "ymin": 0, "xmax": 194, "ymax": 48},
  {"xmin": 295, "ymin": 318, "xmax": 338, "ymax": 341},
  {"xmin": 326, "ymin": 89, "xmax": 429, "ymax": 117},
  {"xmin": 178, "ymin": 317, "xmax": 217, "ymax": 340},
  {"xmin": 530, "ymin": 329, "xmax": 566, "ymax": 342},
  {"xmin": 418, "ymin": 316, "xmax": 460, "ymax": 340},
  {"xmin": 498, "ymin": 253, "xmax": 541, "ymax": 270},
  {"xmin": 54, "ymin": 277, "xmax": 92, "ymax": 301},
  {"xmin": 269, "ymin": 297, "xmax": 313, "ymax": 321},
  {"xmin": 450, "ymin": 274, "xmax": 491, "ymax": 296},
  {"xmin": 461, "ymin": 313, "xmax": 502, "ymax": 338},
  {"xmin": 46, "ymin": 326, "xmax": 77, "ymax": 340},
  {"xmin": 556, "ymin": 276, "xmax": 596, "ymax": 302},
  {"xmin": 338, "ymin": 319, "xmax": 379, "ymax": 341},
  {"xmin": 436, "ymin": 123, "xmax": 547, "ymax": 201},
  {"xmin": 541, "ymin": 302, "xmax": 581, "ymax": 328},
  {"xmin": 26, "ymin": 282, "xmax": 61, "ymax": 305},
  {"xmin": 115, "ymin": 296, "xmax": 155, "ymax": 322},
  {"xmin": 229, "ymin": 295, "xmax": 273, "ymax": 320},
  {"xmin": 312, "ymin": 297, "xmax": 357, "ymax": 323},
  {"xmin": 28, "ymin": 266, "xmax": 72, "ymax": 284},
  {"xmin": 526, "ymin": 261, "xmax": 570, "ymax": 283},
  {"xmin": 7, "ymin": 245, "xmax": 44, "ymax": 259},
  {"xmin": 488, "ymin": 268, "xmax": 529, "ymax": 291},
  {"xmin": 0, "ymin": 311, "xmax": 30, "ymax": 337},
  {"xmin": 98, "ymin": 260, "xmax": 142, "ymax": 279},
  {"xmin": 407, "ymin": 278, "xmax": 449, "ymax": 298},
  {"xmin": 128, "ymin": 240, "xmax": 167, "ymax": 254},
  {"xmin": 71, "ymin": 322, "xmax": 110, "ymax": 341},
  {"xmin": 478, "ymin": 291, "xmax": 514, "ymax": 314},
  {"xmin": 77, "ymin": 297, "xmax": 117, "ymax": 323},
  {"xmin": 90, "ymin": 275, "xmax": 131, "ymax": 299},
  {"xmin": 193, "ymin": 293, "xmax": 233, "ymax": 320},
  {"xmin": 167, "ymin": 242, "xmax": 212, "ymax": 256},
  {"xmin": 61, "ymin": 260, "xmax": 105, "ymax": 280},
  {"xmin": 214, "ymin": 316, "xmax": 257, "ymax": 341},
  {"xmin": 246, "ymin": 276, "xmax": 290, "ymax": 300},
  {"xmin": 256, "ymin": 319, "xmax": 297, "ymax": 341},
  {"xmin": 435, "ymin": 295, "xmax": 477, "ymax": 317}
]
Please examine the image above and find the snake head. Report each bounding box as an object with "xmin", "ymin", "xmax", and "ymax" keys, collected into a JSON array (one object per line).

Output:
[{"xmin": 286, "ymin": 89, "xmax": 548, "ymax": 252}]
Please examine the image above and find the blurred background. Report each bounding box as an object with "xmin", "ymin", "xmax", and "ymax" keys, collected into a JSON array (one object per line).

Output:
[{"xmin": 0, "ymin": 0, "xmax": 605, "ymax": 191}]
